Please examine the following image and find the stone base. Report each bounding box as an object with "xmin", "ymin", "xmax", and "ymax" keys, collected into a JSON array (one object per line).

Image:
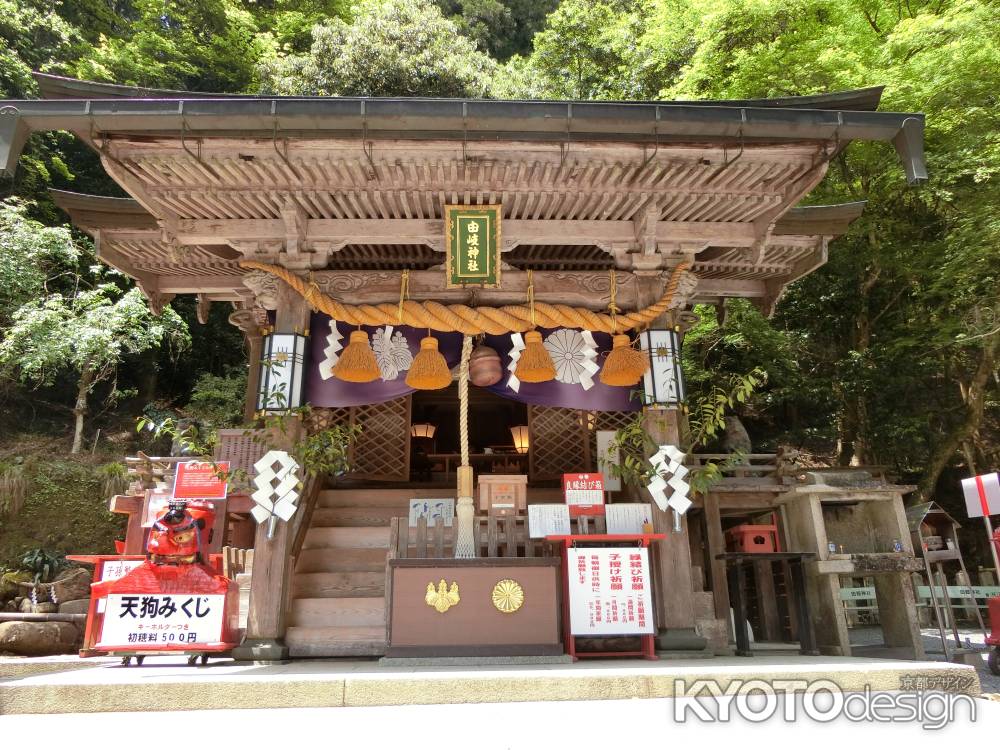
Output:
[
  {"xmin": 695, "ymin": 618, "xmax": 731, "ymax": 654},
  {"xmin": 379, "ymin": 655, "xmax": 573, "ymax": 667},
  {"xmin": 230, "ymin": 638, "xmax": 290, "ymax": 664},
  {"xmin": 654, "ymin": 627, "xmax": 708, "ymax": 652}
]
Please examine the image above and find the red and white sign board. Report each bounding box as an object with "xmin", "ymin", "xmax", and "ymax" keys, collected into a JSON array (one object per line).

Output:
[
  {"xmin": 172, "ymin": 461, "xmax": 230, "ymax": 501},
  {"xmin": 963, "ymin": 472, "xmax": 1000, "ymax": 518},
  {"xmin": 97, "ymin": 593, "xmax": 226, "ymax": 649},
  {"xmin": 563, "ymin": 472, "xmax": 605, "ymax": 516},
  {"xmin": 567, "ymin": 548, "xmax": 654, "ymax": 635}
]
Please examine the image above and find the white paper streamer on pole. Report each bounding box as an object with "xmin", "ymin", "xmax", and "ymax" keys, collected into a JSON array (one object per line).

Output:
[
  {"xmin": 318, "ymin": 320, "xmax": 343, "ymax": 380},
  {"xmin": 251, "ymin": 450, "xmax": 301, "ymax": 538},
  {"xmin": 646, "ymin": 445, "xmax": 692, "ymax": 515},
  {"xmin": 507, "ymin": 332, "xmax": 525, "ymax": 393}
]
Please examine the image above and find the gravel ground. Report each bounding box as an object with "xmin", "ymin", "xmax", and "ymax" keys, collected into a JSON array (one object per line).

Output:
[{"xmin": 849, "ymin": 624, "xmax": 999, "ymax": 692}]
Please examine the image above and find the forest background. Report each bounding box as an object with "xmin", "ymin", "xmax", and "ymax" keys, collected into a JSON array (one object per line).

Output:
[{"xmin": 0, "ymin": 0, "xmax": 997, "ymax": 567}]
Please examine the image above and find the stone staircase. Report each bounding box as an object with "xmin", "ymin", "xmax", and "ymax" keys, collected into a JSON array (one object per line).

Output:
[{"xmin": 284, "ymin": 488, "xmax": 438, "ymax": 658}]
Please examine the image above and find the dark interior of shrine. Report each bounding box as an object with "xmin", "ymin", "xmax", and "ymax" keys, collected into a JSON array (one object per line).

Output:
[{"xmin": 409, "ymin": 385, "xmax": 529, "ymax": 483}]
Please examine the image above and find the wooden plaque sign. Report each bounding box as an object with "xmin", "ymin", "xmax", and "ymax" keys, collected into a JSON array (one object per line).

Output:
[{"xmin": 445, "ymin": 204, "xmax": 501, "ymax": 288}]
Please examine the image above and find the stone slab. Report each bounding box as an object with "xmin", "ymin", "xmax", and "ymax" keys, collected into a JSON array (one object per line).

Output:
[{"xmin": 0, "ymin": 654, "xmax": 980, "ymax": 714}]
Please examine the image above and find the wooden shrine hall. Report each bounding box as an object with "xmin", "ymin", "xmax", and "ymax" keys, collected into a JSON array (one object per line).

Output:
[{"xmin": 0, "ymin": 74, "xmax": 928, "ymax": 660}]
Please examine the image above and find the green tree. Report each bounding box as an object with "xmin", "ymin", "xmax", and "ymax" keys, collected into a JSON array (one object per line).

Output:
[
  {"xmin": 0, "ymin": 287, "xmax": 190, "ymax": 453},
  {"xmin": 0, "ymin": 200, "xmax": 80, "ymax": 324},
  {"xmin": 259, "ymin": 0, "xmax": 499, "ymax": 97}
]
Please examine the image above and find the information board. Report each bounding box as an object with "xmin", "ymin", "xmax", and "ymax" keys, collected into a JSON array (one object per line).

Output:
[
  {"xmin": 97, "ymin": 593, "xmax": 226, "ymax": 648},
  {"xmin": 567, "ymin": 547, "xmax": 654, "ymax": 635},
  {"xmin": 172, "ymin": 461, "xmax": 230, "ymax": 501},
  {"xmin": 563, "ymin": 472, "xmax": 605, "ymax": 516},
  {"xmin": 605, "ymin": 504, "xmax": 653, "ymax": 535},
  {"xmin": 408, "ymin": 498, "xmax": 455, "ymax": 527},
  {"xmin": 528, "ymin": 504, "xmax": 571, "ymax": 538}
]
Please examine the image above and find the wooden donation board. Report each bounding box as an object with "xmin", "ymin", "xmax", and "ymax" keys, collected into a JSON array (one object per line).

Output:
[
  {"xmin": 478, "ymin": 474, "xmax": 527, "ymax": 517},
  {"xmin": 387, "ymin": 558, "xmax": 561, "ymax": 657}
]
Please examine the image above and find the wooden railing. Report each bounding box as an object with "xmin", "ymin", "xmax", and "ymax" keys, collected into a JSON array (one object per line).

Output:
[{"xmin": 389, "ymin": 514, "xmax": 610, "ymax": 560}]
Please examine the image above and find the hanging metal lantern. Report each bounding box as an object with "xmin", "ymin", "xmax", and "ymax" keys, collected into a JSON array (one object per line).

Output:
[
  {"xmin": 257, "ymin": 332, "xmax": 308, "ymax": 413},
  {"xmin": 638, "ymin": 328, "xmax": 685, "ymax": 407},
  {"xmin": 469, "ymin": 343, "xmax": 503, "ymax": 387}
]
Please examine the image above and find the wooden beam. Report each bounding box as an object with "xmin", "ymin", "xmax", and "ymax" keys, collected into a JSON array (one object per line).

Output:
[{"xmin": 171, "ymin": 217, "xmax": 761, "ymax": 248}]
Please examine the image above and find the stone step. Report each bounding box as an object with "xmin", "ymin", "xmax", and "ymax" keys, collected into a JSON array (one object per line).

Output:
[
  {"xmin": 290, "ymin": 597, "xmax": 385, "ymax": 628},
  {"xmin": 295, "ymin": 547, "xmax": 386, "ymax": 574},
  {"xmin": 302, "ymin": 526, "xmax": 390, "ymax": 550},
  {"xmin": 285, "ymin": 626, "xmax": 386, "ymax": 657},
  {"xmin": 311, "ymin": 507, "xmax": 402, "ymax": 527},
  {"xmin": 292, "ymin": 571, "xmax": 384, "ymax": 599}
]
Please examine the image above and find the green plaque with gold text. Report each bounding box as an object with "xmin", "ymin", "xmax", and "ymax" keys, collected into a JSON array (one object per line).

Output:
[{"xmin": 445, "ymin": 204, "xmax": 501, "ymax": 288}]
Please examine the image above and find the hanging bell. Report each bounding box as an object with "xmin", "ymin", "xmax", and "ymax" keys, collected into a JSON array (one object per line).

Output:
[{"xmin": 469, "ymin": 343, "xmax": 503, "ymax": 387}]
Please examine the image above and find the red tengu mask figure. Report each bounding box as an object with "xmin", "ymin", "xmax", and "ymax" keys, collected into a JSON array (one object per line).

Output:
[{"xmin": 147, "ymin": 502, "xmax": 202, "ymax": 565}]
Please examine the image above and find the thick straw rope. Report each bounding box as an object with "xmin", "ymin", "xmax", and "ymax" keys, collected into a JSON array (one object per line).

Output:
[
  {"xmin": 458, "ymin": 335, "xmax": 472, "ymax": 468},
  {"xmin": 241, "ymin": 261, "xmax": 692, "ymax": 335}
]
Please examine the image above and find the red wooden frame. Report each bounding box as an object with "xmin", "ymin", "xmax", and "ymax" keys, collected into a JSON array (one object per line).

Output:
[{"xmin": 546, "ymin": 533, "xmax": 664, "ymax": 661}]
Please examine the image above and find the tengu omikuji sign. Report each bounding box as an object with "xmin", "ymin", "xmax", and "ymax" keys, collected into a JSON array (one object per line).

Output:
[
  {"xmin": 445, "ymin": 204, "xmax": 501, "ymax": 288},
  {"xmin": 567, "ymin": 548, "xmax": 654, "ymax": 635}
]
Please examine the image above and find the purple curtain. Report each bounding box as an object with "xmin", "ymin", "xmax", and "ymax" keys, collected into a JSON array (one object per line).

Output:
[{"xmin": 306, "ymin": 313, "xmax": 641, "ymax": 411}]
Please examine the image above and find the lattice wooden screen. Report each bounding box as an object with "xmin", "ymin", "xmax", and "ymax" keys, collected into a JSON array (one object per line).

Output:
[
  {"xmin": 349, "ymin": 397, "xmax": 412, "ymax": 481},
  {"xmin": 527, "ymin": 407, "xmax": 638, "ymax": 482},
  {"xmin": 215, "ymin": 429, "xmax": 269, "ymax": 492},
  {"xmin": 527, "ymin": 405, "xmax": 587, "ymax": 481},
  {"xmin": 307, "ymin": 399, "xmax": 411, "ymax": 482}
]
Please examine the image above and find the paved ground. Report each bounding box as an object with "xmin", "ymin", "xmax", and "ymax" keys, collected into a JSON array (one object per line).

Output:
[
  {"xmin": 849, "ymin": 625, "xmax": 999, "ymax": 692},
  {"xmin": 2, "ymin": 697, "xmax": 998, "ymax": 746}
]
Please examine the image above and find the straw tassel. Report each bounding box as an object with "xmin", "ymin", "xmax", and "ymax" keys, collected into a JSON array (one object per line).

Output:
[
  {"xmin": 599, "ymin": 334, "xmax": 649, "ymax": 386},
  {"xmin": 406, "ymin": 336, "xmax": 452, "ymax": 390},
  {"xmin": 516, "ymin": 330, "xmax": 556, "ymax": 383},
  {"xmin": 332, "ymin": 329, "xmax": 381, "ymax": 383}
]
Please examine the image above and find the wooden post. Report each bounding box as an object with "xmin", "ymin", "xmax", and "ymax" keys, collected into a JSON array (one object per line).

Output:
[{"xmin": 232, "ymin": 280, "xmax": 309, "ymax": 662}]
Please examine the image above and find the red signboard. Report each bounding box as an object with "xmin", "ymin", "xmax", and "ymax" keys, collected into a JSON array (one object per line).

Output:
[
  {"xmin": 563, "ymin": 472, "xmax": 605, "ymax": 516},
  {"xmin": 172, "ymin": 461, "xmax": 230, "ymax": 501}
]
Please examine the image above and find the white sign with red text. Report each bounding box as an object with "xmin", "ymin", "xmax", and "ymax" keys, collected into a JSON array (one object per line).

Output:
[
  {"xmin": 97, "ymin": 593, "xmax": 226, "ymax": 649},
  {"xmin": 563, "ymin": 472, "xmax": 605, "ymax": 515},
  {"xmin": 567, "ymin": 547, "xmax": 654, "ymax": 635}
]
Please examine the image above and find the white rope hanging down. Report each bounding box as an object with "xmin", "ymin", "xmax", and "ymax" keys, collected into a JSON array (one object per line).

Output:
[{"xmin": 454, "ymin": 335, "xmax": 476, "ymax": 558}]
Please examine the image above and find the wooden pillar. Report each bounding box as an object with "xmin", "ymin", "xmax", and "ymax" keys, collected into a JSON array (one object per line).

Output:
[
  {"xmin": 232, "ymin": 280, "xmax": 309, "ymax": 662},
  {"xmin": 228, "ymin": 305, "xmax": 265, "ymax": 424},
  {"xmin": 704, "ymin": 492, "xmax": 729, "ymax": 624},
  {"xmin": 644, "ymin": 407, "xmax": 696, "ymax": 630}
]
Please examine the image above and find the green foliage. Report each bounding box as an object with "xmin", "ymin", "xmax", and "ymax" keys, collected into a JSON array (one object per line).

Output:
[
  {"xmin": 96, "ymin": 461, "xmax": 129, "ymax": 498},
  {"xmin": 259, "ymin": 0, "xmax": 499, "ymax": 96},
  {"xmin": 20, "ymin": 547, "xmax": 68, "ymax": 584},
  {"xmin": 0, "ymin": 459, "xmax": 125, "ymax": 568},
  {"xmin": 185, "ymin": 368, "xmax": 248, "ymax": 428},
  {"xmin": 434, "ymin": 0, "xmax": 557, "ymax": 59},
  {"xmin": 292, "ymin": 419, "xmax": 361, "ymax": 478},
  {"xmin": 0, "ymin": 200, "xmax": 81, "ymax": 325},
  {"xmin": 606, "ymin": 368, "xmax": 766, "ymax": 493}
]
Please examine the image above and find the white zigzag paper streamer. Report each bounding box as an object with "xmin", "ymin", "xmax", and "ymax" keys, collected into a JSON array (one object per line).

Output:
[
  {"xmin": 647, "ymin": 445, "xmax": 692, "ymax": 514},
  {"xmin": 318, "ymin": 320, "xmax": 343, "ymax": 380},
  {"xmin": 251, "ymin": 451, "xmax": 301, "ymax": 536},
  {"xmin": 507, "ymin": 332, "xmax": 525, "ymax": 393}
]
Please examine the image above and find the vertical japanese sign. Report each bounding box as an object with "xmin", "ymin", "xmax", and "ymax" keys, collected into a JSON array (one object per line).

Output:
[
  {"xmin": 445, "ymin": 204, "xmax": 501, "ymax": 288},
  {"xmin": 567, "ymin": 548, "xmax": 654, "ymax": 635},
  {"xmin": 97, "ymin": 593, "xmax": 226, "ymax": 648}
]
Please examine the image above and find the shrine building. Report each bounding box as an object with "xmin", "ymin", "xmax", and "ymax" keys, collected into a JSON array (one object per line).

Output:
[{"xmin": 0, "ymin": 75, "xmax": 929, "ymax": 661}]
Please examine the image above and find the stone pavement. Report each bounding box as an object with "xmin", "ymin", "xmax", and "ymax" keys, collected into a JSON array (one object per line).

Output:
[{"xmin": 0, "ymin": 652, "xmax": 979, "ymax": 714}]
